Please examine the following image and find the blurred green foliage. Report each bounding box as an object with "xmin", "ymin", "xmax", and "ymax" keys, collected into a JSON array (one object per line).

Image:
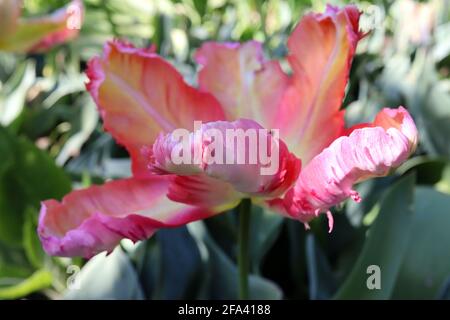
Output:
[{"xmin": 0, "ymin": 0, "xmax": 449, "ymax": 300}]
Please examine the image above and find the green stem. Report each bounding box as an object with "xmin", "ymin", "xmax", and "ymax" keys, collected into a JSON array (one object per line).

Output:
[{"xmin": 238, "ymin": 198, "xmax": 251, "ymax": 300}]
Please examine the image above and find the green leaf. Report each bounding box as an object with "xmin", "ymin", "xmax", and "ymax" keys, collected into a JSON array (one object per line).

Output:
[
  {"xmin": 13, "ymin": 133, "xmax": 72, "ymax": 201},
  {"xmin": 0, "ymin": 62, "xmax": 36, "ymax": 126},
  {"xmin": 41, "ymin": 72, "xmax": 86, "ymax": 109},
  {"xmin": 22, "ymin": 207, "xmax": 45, "ymax": 269},
  {"xmin": 132, "ymin": 239, "xmax": 159, "ymax": 299},
  {"xmin": 0, "ymin": 170, "xmax": 25, "ymax": 246},
  {"xmin": 0, "ymin": 127, "xmax": 21, "ymax": 245},
  {"xmin": 334, "ymin": 174, "xmax": 416, "ymax": 299},
  {"xmin": 249, "ymin": 205, "xmax": 283, "ymax": 273},
  {"xmin": 420, "ymin": 79, "xmax": 450, "ymax": 157},
  {"xmin": 188, "ymin": 222, "xmax": 283, "ymax": 300},
  {"xmin": 193, "ymin": 0, "xmax": 208, "ymax": 18},
  {"xmin": 64, "ymin": 248, "xmax": 144, "ymax": 300},
  {"xmin": 345, "ymin": 176, "xmax": 396, "ymax": 227},
  {"xmin": 0, "ymin": 127, "xmax": 14, "ymax": 174},
  {"xmin": 306, "ymin": 234, "xmax": 337, "ymax": 300},
  {"xmin": 0, "ymin": 263, "xmax": 31, "ymax": 279},
  {"xmin": 56, "ymin": 97, "xmax": 99, "ymax": 165},
  {"xmin": 398, "ymin": 157, "xmax": 450, "ymax": 194},
  {"xmin": 286, "ymin": 219, "xmax": 308, "ymax": 298},
  {"xmin": 404, "ymin": 52, "xmax": 450, "ymax": 158},
  {"xmin": 152, "ymin": 227, "xmax": 205, "ymax": 299},
  {"xmin": 0, "ymin": 126, "xmax": 71, "ymax": 245},
  {"xmin": 20, "ymin": 106, "xmax": 63, "ymax": 139},
  {"xmin": 0, "ymin": 240, "xmax": 33, "ymax": 279},
  {"xmin": 0, "ymin": 269, "xmax": 52, "ymax": 300},
  {"xmin": 436, "ymin": 277, "xmax": 450, "ymax": 300},
  {"xmin": 392, "ymin": 187, "xmax": 450, "ymax": 299},
  {"xmin": 204, "ymin": 211, "xmax": 237, "ymax": 258}
]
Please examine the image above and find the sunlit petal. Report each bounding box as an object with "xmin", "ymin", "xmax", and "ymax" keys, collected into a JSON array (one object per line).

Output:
[
  {"xmin": 276, "ymin": 5, "xmax": 362, "ymax": 163},
  {"xmin": 86, "ymin": 40, "xmax": 226, "ymax": 178},
  {"xmin": 195, "ymin": 41, "xmax": 289, "ymax": 127}
]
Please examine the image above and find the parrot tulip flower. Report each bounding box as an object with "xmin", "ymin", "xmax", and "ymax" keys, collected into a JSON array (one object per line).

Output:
[
  {"xmin": 38, "ymin": 5, "xmax": 418, "ymax": 258},
  {"xmin": 0, "ymin": 0, "xmax": 83, "ymax": 53}
]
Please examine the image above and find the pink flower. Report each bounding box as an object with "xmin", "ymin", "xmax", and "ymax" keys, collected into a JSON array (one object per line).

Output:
[
  {"xmin": 150, "ymin": 119, "xmax": 301, "ymax": 198},
  {"xmin": 0, "ymin": 0, "xmax": 83, "ymax": 53},
  {"xmin": 38, "ymin": 5, "xmax": 418, "ymax": 258}
]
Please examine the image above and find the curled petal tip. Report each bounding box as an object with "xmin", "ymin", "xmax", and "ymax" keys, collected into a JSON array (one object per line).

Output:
[
  {"xmin": 376, "ymin": 106, "xmax": 419, "ymax": 152},
  {"xmin": 350, "ymin": 190, "xmax": 362, "ymax": 203},
  {"xmin": 282, "ymin": 106, "xmax": 417, "ymax": 223},
  {"xmin": 326, "ymin": 210, "xmax": 334, "ymax": 233}
]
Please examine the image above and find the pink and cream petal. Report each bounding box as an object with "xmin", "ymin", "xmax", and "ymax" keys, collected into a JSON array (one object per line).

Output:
[
  {"xmin": 149, "ymin": 118, "xmax": 301, "ymax": 198},
  {"xmin": 86, "ymin": 40, "xmax": 226, "ymax": 178},
  {"xmin": 38, "ymin": 176, "xmax": 215, "ymax": 258},
  {"xmin": 275, "ymin": 5, "xmax": 362, "ymax": 163},
  {"xmin": 168, "ymin": 174, "xmax": 243, "ymax": 212},
  {"xmin": 195, "ymin": 41, "xmax": 289, "ymax": 127},
  {"xmin": 282, "ymin": 107, "xmax": 418, "ymax": 226}
]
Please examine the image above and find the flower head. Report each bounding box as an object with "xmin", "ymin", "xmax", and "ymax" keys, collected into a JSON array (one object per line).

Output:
[{"xmin": 38, "ymin": 5, "xmax": 418, "ymax": 257}]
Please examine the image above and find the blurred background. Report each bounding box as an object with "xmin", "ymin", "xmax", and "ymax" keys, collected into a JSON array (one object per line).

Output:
[{"xmin": 0, "ymin": 0, "xmax": 449, "ymax": 300}]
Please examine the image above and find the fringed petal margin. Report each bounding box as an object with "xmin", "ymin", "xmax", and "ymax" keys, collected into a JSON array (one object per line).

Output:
[{"xmin": 38, "ymin": 176, "xmax": 215, "ymax": 258}]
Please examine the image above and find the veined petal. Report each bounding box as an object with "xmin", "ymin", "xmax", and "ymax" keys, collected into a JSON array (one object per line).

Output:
[
  {"xmin": 38, "ymin": 176, "xmax": 215, "ymax": 258},
  {"xmin": 0, "ymin": 0, "xmax": 83, "ymax": 53},
  {"xmin": 86, "ymin": 40, "xmax": 226, "ymax": 178},
  {"xmin": 276, "ymin": 5, "xmax": 362, "ymax": 163},
  {"xmin": 195, "ymin": 41, "xmax": 289, "ymax": 126},
  {"xmin": 149, "ymin": 119, "xmax": 301, "ymax": 198},
  {"xmin": 282, "ymin": 107, "xmax": 418, "ymax": 225}
]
